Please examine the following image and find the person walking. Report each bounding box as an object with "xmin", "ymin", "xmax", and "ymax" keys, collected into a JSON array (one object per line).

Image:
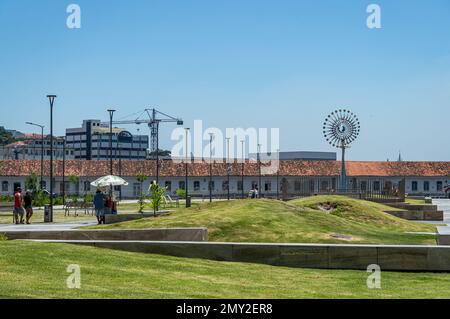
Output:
[
  {"xmin": 24, "ymin": 191, "xmax": 33, "ymax": 224},
  {"xmin": 93, "ymin": 189, "xmax": 105, "ymax": 224},
  {"xmin": 13, "ymin": 187, "xmax": 25, "ymax": 224}
]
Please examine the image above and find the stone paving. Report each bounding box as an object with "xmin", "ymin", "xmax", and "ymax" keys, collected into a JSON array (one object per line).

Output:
[
  {"xmin": 0, "ymin": 220, "xmax": 97, "ymax": 232},
  {"xmin": 433, "ymin": 199, "xmax": 450, "ymax": 235}
]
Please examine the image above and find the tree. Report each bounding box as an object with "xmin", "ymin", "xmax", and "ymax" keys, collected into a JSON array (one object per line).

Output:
[
  {"xmin": 148, "ymin": 149, "xmax": 171, "ymax": 157},
  {"xmin": 136, "ymin": 173, "xmax": 148, "ymax": 213},
  {"xmin": 149, "ymin": 181, "xmax": 166, "ymax": 216},
  {"xmin": 25, "ymin": 172, "xmax": 38, "ymax": 193},
  {"xmin": 0, "ymin": 127, "xmax": 15, "ymax": 146},
  {"xmin": 69, "ymin": 175, "xmax": 80, "ymax": 197}
]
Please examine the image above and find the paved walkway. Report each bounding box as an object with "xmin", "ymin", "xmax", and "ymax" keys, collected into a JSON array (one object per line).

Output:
[
  {"xmin": 0, "ymin": 220, "xmax": 97, "ymax": 232},
  {"xmin": 433, "ymin": 199, "xmax": 450, "ymax": 235}
]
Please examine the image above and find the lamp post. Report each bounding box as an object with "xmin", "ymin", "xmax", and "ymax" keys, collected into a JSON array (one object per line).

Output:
[
  {"xmin": 209, "ymin": 133, "xmax": 214, "ymax": 202},
  {"xmin": 241, "ymin": 140, "xmax": 245, "ymax": 199},
  {"xmin": 276, "ymin": 148, "xmax": 280, "ymax": 200},
  {"xmin": 107, "ymin": 109, "xmax": 116, "ymax": 176},
  {"xmin": 46, "ymin": 95, "xmax": 56, "ymax": 222},
  {"xmin": 155, "ymin": 120, "xmax": 160, "ymax": 185},
  {"xmin": 116, "ymin": 138, "xmax": 122, "ymax": 200},
  {"xmin": 62, "ymin": 139, "xmax": 66, "ymax": 205},
  {"xmin": 257, "ymin": 143, "xmax": 262, "ymax": 198},
  {"xmin": 226, "ymin": 137, "xmax": 230, "ymax": 200},
  {"xmin": 185, "ymin": 128, "xmax": 190, "ymax": 207},
  {"xmin": 25, "ymin": 122, "xmax": 45, "ymax": 190}
]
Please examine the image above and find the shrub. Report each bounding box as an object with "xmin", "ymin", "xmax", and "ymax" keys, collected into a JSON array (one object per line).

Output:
[
  {"xmin": 83, "ymin": 193, "xmax": 94, "ymax": 203},
  {"xmin": 33, "ymin": 190, "xmax": 46, "ymax": 207},
  {"xmin": 176, "ymin": 188, "xmax": 186, "ymax": 199},
  {"xmin": 0, "ymin": 195, "xmax": 14, "ymax": 203}
]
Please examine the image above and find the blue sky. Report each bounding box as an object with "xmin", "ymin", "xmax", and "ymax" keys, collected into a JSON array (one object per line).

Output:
[{"xmin": 0, "ymin": 0, "xmax": 449, "ymax": 160}]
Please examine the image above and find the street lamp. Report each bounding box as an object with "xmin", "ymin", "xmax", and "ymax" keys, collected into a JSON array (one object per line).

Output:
[
  {"xmin": 107, "ymin": 109, "xmax": 116, "ymax": 176},
  {"xmin": 62, "ymin": 139, "xmax": 66, "ymax": 205},
  {"xmin": 241, "ymin": 140, "xmax": 245, "ymax": 199},
  {"xmin": 209, "ymin": 133, "xmax": 214, "ymax": 203},
  {"xmin": 257, "ymin": 143, "xmax": 262, "ymax": 198},
  {"xmin": 226, "ymin": 137, "xmax": 230, "ymax": 200},
  {"xmin": 276, "ymin": 148, "xmax": 280, "ymax": 200},
  {"xmin": 25, "ymin": 122, "xmax": 45, "ymax": 190},
  {"xmin": 46, "ymin": 95, "xmax": 56, "ymax": 222},
  {"xmin": 185, "ymin": 128, "xmax": 190, "ymax": 207}
]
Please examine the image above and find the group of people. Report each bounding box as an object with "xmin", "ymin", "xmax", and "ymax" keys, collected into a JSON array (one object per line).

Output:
[
  {"xmin": 13, "ymin": 187, "xmax": 33, "ymax": 224},
  {"xmin": 11, "ymin": 187, "xmax": 119, "ymax": 225},
  {"xmin": 93, "ymin": 189, "xmax": 117, "ymax": 225}
]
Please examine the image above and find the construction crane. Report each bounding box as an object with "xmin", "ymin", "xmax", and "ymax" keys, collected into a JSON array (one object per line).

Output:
[{"xmin": 103, "ymin": 108, "xmax": 183, "ymax": 184}]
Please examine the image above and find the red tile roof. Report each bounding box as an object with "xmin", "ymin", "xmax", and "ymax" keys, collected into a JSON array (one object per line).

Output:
[{"xmin": 0, "ymin": 160, "xmax": 449, "ymax": 177}]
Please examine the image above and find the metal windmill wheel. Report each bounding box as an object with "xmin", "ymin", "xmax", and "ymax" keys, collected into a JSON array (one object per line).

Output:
[
  {"xmin": 323, "ymin": 109, "xmax": 360, "ymax": 148},
  {"xmin": 323, "ymin": 109, "xmax": 360, "ymax": 191}
]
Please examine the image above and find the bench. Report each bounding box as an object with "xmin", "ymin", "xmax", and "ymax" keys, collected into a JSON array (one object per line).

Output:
[{"xmin": 64, "ymin": 201, "xmax": 94, "ymax": 216}]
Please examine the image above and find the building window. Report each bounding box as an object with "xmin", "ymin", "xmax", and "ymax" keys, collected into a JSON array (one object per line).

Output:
[
  {"xmin": 437, "ymin": 181, "xmax": 443, "ymax": 192},
  {"xmin": 412, "ymin": 181, "xmax": 418, "ymax": 192},
  {"xmin": 194, "ymin": 181, "xmax": 200, "ymax": 191},
  {"xmin": 178, "ymin": 181, "xmax": 185, "ymax": 190},
  {"xmin": 1, "ymin": 181, "xmax": 8, "ymax": 192},
  {"xmin": 309, "ymin": 180, "xmax": 315, "ymax": 192},
  {"xmin": 294, "ymin": 181, "xmax": 301, "ymax": 191},
  {"xmin": 360, "ymin": 181, "xmax": 367, "ymax": 191},
  {"xmin": 133, "ymin": 183, "xmax": 142, "ymax": 197},
  {"xmin": 237, "ymin": 180, "xmax": 243, "ymax": 191},
  {"xmin": 84, "ymin": 181, "xmax": 91, "ymax": 192},
  {"xmin": 424, "ymin": 181, "xmax": 429, "ymax": 192},
  {"xmin": 209, "ymin": 181, "xmax": 215, "ymax": 191},
  {"xmin": 60, "ymin": 182, "xmax": 69, "ymax": 194},
  {"xmin": 222, "ymin": 181, "xmax": 229, "ymax": 191},
  {"xmin": 265, "ymin": 181, "xmax": 271, "ymax": 192},
  {"xmin": 165, "ymin": 181, "xmax": 172, "ymax": 191},
  {"xmin": 373, "ymin": 181, "xmax": 380, "ymax": 191},
  {"xmin": 13, "ymin": 182, "xmax": 21, "ymax": 192},
  {"xmin": 320, "ymin": 180, "xmax": 329, "ymax": 191}
]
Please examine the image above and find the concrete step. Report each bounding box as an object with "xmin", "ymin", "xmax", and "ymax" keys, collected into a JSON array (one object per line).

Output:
[{"xmin": 385, "ymin": 210, "xmax": 443, "ymax": 221}]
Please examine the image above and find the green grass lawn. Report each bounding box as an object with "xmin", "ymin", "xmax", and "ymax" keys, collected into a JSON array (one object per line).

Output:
[
  {"xmin": 0, "ymin": 241, "xmax": 449, "ymax": 299},
  {"xmin": 88, "ymin": 196, "xmax": 436, "ymax": 245},
  {"xmin": 405, "ymin": 198, "xmax": 427, "ymax": 205}
]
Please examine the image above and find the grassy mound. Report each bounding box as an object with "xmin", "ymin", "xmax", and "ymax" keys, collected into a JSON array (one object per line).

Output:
[
  {"xmin": 1, "ymin": 241, "xmax": 450, "ymax": 298},
  {"xmin": 90, "ymin": 196, "xmax": 436, "ymax": 245},
  {"xmin": 289, "ymin": 195, "xmax": 429, "ymax": 231}
]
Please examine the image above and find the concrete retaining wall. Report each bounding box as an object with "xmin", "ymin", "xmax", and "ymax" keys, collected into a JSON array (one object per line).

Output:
[
  {"xmin": 438, "ymin": 235, "xmax": 450, "ymax": 245},
  {"xmin": 2, "ymin": 228, "xmax": 208, "ymax": 242},
  {"xmin": 0, "ymin": 202, "xmax": 13, "ymax": 213},
  {"xmin": 386, "ymin": 210, "xmax": 444, "ymax": 221},
  {"xmin": 104, "ymin": 211, "xmax": 170, "ymax": 224},
  {"xmin": 387, "ymin": 203, "xmax": 438, "ymax": 211},
  {"xmin": 35, "ymin": 240, "xmax": 450, "ymax": 272},
  {"xmin": 104, "ymin": 214, "xmax": 144, "ymax": 224}
]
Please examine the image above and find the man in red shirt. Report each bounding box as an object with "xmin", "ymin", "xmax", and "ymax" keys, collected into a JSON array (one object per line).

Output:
[{"xmin": 13, "ymin": 187, "xmax": 25, "ymax": 224}]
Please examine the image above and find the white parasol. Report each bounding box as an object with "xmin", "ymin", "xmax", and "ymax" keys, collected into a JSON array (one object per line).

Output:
[{"xmin": 90, "ymin": 175, "xmax": 129, "ymax": 188}]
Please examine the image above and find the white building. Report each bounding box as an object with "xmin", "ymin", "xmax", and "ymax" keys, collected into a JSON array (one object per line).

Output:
[
  {"xmin": 66, "ymin": 120, "xmax": 149, "ymax": 160},
  {"xmin": 0, "ymin": 135, "xmax": 74, "ymax": 160},
  {"xmin": 0, "ymin": 159, "xmax": 449, "ymax": 198}
]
